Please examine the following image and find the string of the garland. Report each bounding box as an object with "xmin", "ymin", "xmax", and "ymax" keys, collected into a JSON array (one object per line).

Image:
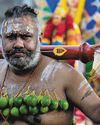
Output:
[
  {"xmin": 0, "ymin": 65, "xmax": 69, "ymax": 124},
  {"xmin": 0, "ymin": 95, "xmax": 69, "ymax": 120},
  {"xmin": 0, "ymin": 66, "xmax": 36, "ymax": 124}
]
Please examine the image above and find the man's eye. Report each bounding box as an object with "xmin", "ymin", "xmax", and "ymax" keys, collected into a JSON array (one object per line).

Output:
[
  {"xmin": 21, "ymin": 35, "xmax": 32, "ymax": 40},
  {"xmin": 6, "ymin": 34, "xmax": 17, "ymax": 40}
]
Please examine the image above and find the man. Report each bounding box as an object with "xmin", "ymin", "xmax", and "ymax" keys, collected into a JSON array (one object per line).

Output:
[{"xmin": 0, "ymin": 5, "xmax": 100, "ymax": 125}]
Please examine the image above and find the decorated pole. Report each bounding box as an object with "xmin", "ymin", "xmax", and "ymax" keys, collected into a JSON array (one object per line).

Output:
[
  {"xmin": 41, "ymin": 42, "xmax": 100, "ymax": 63},
  {"xmin": 0, "ymin": 42, "xmax": 100, "ymax": 63}
]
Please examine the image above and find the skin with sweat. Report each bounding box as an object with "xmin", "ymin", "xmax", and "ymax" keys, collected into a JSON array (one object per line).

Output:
[{"xmin": 0, "ymin": 15, "xmax": 100, "ymax": 125}]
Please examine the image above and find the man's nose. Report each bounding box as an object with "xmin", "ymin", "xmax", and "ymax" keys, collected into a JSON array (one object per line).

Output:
[{"xmin": 13, "ymin": 37, "xmax": 24, "ymax": 48}]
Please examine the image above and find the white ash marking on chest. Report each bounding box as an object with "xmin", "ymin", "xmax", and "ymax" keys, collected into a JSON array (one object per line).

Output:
[
  {"xmin": 5, "ymin": 83, "xmax": 25, "ymax": 97},
  {"xmin": 41, "ymin": 61, "xmax": 63, "ymax": 82}
]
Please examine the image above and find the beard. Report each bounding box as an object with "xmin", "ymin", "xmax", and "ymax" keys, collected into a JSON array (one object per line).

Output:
[{"xmin": 3, "ymin": 42, "xmax": 41, "ymax": 71}]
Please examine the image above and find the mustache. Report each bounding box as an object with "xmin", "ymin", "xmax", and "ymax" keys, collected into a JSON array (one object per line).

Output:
[
  {"xmin": 5, "ymin": 48, "xmax": 33, "ymax": 56},
  {"xmin": 2, "ymin": 49, "xmax": 54, "ymax": 57}
]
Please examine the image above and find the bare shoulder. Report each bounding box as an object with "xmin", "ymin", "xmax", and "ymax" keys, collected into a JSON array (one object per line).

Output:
[
  {"xmin": 0, "ymin": 59, "xmax": 8, "ymax": 70},
  {"xmin": 0, "ymin": 59, "xmax": 8, "ymax": 83},
  {"xmin": 0, "ymin": 59, "xmax": 8, "ymax": 64},
  {"xmin": 41, "ymin": 55, "xmax": 74, "ymax": 71},
  {"xmin": 41, "ymin": 56, "xmax": 77, "ymax": 83},
  {"xmin": 42, "ymin": 56, "xmax": 86, "ymax": 90}
]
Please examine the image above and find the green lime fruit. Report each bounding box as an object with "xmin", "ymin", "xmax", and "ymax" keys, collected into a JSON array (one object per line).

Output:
[
  {"xmin": 24, "ymin": 95, "xmax": 33, "ymax": 105},
  {"xmin": 14, "ymin": 97, "xmax": 23, "ymax": 107},
  {"xmin": 0, "ymin": 97, "xmax": 8, "ymax": 108},
  {"xmin": 50, "ymin": 100, "xmax": 59, "ymax": 110},
  {"xmin": 19, "ymin": 105, "xmax": 28, "ymax": 115},
  {"xmin": 29, "ymin": 106, "xmax": 39, "ymax": 115},
  {"xmin": 2, "ymin": 108, "xmax": 10, "ymax": 117},
  {"xmin": 40, "ymin": 107, "xmax": 49, "ymax": 113},
  {"xmin": 41, "ymin": 96, "xmax": 51, "ymax": 107},
  {"xmin": 9, "ymin": 97, "xmax": 14, "ymax": 107},
  {"xmin": 37, "ymin": 95, "xmax": 43, "ymax": 103},
  {"xmin": 59, "ymin": 100, "xmax": 69, "ymax": 111},
  {"xmin": 11, "ymin": 107, "xmax": 19, "ymax": 117},
  {"xmin": 31, "ymin": 96, "xmax": 38, "ymax": 107}
]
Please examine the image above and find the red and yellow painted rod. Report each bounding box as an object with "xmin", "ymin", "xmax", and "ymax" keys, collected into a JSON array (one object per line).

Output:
[
  {"xmin": 0, "ymin": 42, "xmax": 100, "ymax": 63},
  {"xmin": 41, "ymin": 42, "xmax": 100, "ymax": 63}
]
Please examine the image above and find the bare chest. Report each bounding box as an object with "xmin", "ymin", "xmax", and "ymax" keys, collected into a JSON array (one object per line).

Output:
[
  {"xmin": 0, "ymin": 79, "xmax": 73, "ymax": 125},
  {"xmin": 2, "ymin": 76, "xmax": 65, "ymax": 100},
  {"xmin": 0, "ymin": 62, "xmax": 74, "ymax": 125}
]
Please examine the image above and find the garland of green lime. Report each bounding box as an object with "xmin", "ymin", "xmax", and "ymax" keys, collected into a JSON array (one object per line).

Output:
[{"xmin": 0, "ymin": 95, "xmax": 69, "ymax": 118}]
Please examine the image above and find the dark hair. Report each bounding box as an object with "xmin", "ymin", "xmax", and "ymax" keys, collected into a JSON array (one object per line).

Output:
[{"xmin": 4, "ymin": 5, "xmax": 38, "ymax": 19}]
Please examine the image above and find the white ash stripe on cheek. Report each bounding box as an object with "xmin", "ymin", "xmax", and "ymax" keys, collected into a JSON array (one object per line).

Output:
[{"xmin": 41, "ymin": 62, "xmax": 63, "ymax": 82}]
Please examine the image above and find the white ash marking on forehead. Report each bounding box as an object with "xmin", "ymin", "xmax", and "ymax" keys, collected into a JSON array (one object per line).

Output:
[
  {"xmin": 3, "ymin": 21, "xmax": 35, "ymax": 34},
  {"xmin": 2, "ymin": 16, "xmax": 38, "ymax": 35}
]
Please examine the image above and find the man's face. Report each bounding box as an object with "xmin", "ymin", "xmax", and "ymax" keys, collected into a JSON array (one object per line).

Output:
[
  {"xmin": 1, "ymin": 15, "xmax": 40, "ymax": 70},
  {"xmin": 52, "ymin": 14, "xmax": 62, "ymax": 26},
  {"xmin": 67, "ymin": 0, "xmax": 79, "ymax": 8}
]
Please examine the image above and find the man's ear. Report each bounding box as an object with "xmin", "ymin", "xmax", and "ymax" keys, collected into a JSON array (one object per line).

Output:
[
  {"xmin": 39, "ymin": 32, "xmax": 43, "ymax": 42},
  {"xmin": 0, "ymin": 34, "xmax": 3, "ymax": 59},
  {"xmin": 0, "ymin": 34, "xmax": 2, "ymax": 42},
  {"xmin": 0, "ymin": 34, "xmax": 2, "ymax": 41},
  {"xmin": 0, "ymin": 34, "xmax": 2, "ymax": 40}
]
